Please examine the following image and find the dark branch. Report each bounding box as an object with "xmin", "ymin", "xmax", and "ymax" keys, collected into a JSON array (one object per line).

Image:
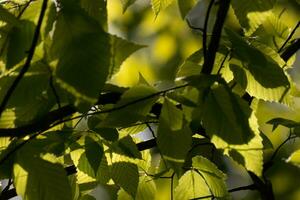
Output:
[
  {"xmin": 203, "ymin": 0, "xmax": 215, "ymax": 58},
  {"xmin": 280, "ymin": 38, "xmax": 300, "ymax": 62},
  {"xmin": 201, "ymin": 0, "xmax": 231, "ymax": 74},
  {"xmin": 0, "ymin": 0, "xmax": 48, "ymax": 117},
  {"xmin": 278, "ymin": 21, "xmax": 300, "ymax": 53}
]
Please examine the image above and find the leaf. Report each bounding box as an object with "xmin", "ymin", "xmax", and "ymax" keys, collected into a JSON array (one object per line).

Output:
[
  {"xmin": 0, "ymin": 5, "xmax": 20, "ymax": 25},
  {"xmin": 211, "ymin": 113, "xmax": 264, "ymax": 176},
  {"xmin": 177, "ymin": 0, "xmax": 197, "ymax": 19},
  {"xmin": 151, "ymin": 0, "xmax": 175, "ymax": 16},
  {"xmin": 111, "ymin": 162, "xmax": 139, "ymax": 198},
  {"xmin": 267, "ymin": 118, "xmax": 300, "ymax": 131},
  {"xmin": 51, "ymin": 7, "xmax": 110, "ymax": 105},
  {"xmin": 157, "ymin": 99, "xmax": 192, "ymax": 162},
  {"xmin": 286, "ymin": 149, "xmax": 300, "ymax": 168},
  {"xmin": 101, "ymin": 85, "xmax": 158, "ymax": 127},
  {"xmin": 111, "ymin": 135, "xmax": 142, "ymax": 159},
  {"xmin": 80, "ymin": 0, "xmax": 107, "ymax": 29},
  {"xmin": 109, "ymin": 35, "xmax": 145, "ymax": 79},
  {"xmin": 226, "ymin": 29, "xmax": 291, "ymax": 103},
  {"xmin": 201, "ymin": 84, "xmax": 254, "ymax": 144},
  {"xmin": 136, "ymin": 176, "xmax": 157, "ymax": 200},
  {"xmin": 176, "ymin": 50, "xmax": 203, "ymax": 78},
  {"xmin": 13, "ymin": 148, "xmax": 72, "ymax": 200},
  {"xmin": 6, "ymin": 20, "xmax": 35, "ymax": 69},
  {"xmin": 174, "ymin": 170, "xmax": 211, "ymax": 199},
  {"xmin": 81, "ymin": 136, "xmax": 104, "ymax": 175},
  {"xmin": 231, "ymin": 0, "xmax": 276, "ymax": 35},
  {"xmin": 120, "ymin": 0, "xmax": 137, "ymax": 13},
  {"xmin": 192, "ymin": 156, "xmax": 228, "ymax": 198}
]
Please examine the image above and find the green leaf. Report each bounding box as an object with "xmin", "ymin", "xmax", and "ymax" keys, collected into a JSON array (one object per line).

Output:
[
  {"xmin": 176, "ymin": 50, "xmax": 203, "ymax": 78},
  {"xmin": 177, "ymin": 0, "xmax": 197, "ymax": 19},
  {"xmin": 136, "ymin": 176, "xmax": 157, "ymax": 200},
  {"xmin": 226, "ymin": 29, "xmax": 290, "ymax": 103},
  {"xmin": 286, "ymin": 149, "xmax": 300, "ymax": 168},
  {"xmin": 80, "ymin": 0, "xmax": 108, "ymax": 29},
  {"xmin": 267, "ymin": 118, "xmax": 300, "ymax": 131},
  {"xmin": 6, "ymin": 20, "xmax": 35, "ymax": 69},
  {"xmin": 101, "ymin": 85, "xmax": 158, "ymax": 127},
  {"xmin": 211, "ymin": 113, "xmax": 264, "ymax": 176},
  {"xmin": 151, "ymin": 0, "xmax": 175, "ymax": 16},
  {"xmin": 192, "ymin": 156, "xmax": 229, "ymax": 198},
  {"xmin": 13, "ymin": 148, "xmax": 72, "ymax": 200},
  {"xmin": 111, "ymin": 162, "xmax": 139, "ymax": 198},
  {"xmin": 80, "ymin": 195, "xmax": 96, "ymax": 200},
  {"xmin": 157, "ymin": 99, "xmax": 192, "ymax": 162},
  {"xmin": 51, "ymin": 7, "xmax": 110, "ymax": 105},
  {"xmin": 0, "ymin": 5, "xmax": 20, "ymax": 25},
  {"xmin": 174, "ymin": 170, "xmax": 211, "ymax": 199},
  {"xmin": 111, "ymin": 135, "xmax": 142, "ymax": 159},
  {"xmin": 120, "ymin": 0, "xmax": 137, "ymax": 13},
  {"xmin": 0, "ymin": 61, "xmax": 50, "ymax": 108},
  {"xmin": 201, "ymin": 84, "xmax": 254, "ymax": 144},
  {"xmin": 109, "ymin": 35, "xmax": 145, "ymax": 79},
  {"xmin": 81, "ymin": 136, "xmax": 104, "ymax": 175},
  {"xmin": 231, "ymin": 0, "xmax": 276, "ymax": 35}
]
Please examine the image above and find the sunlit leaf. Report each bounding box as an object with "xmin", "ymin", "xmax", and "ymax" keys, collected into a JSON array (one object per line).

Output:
[
  {"xmin": 151, "ymin": 0, "xmax": 175, "ymax": 16},
  {"xmin": 109, "ymin": 35, "xmax": 145, "ymax": 79},
  {"xmin": 51, "ymin": 6, "xmax": 110, "ymax": 105},
  {"xmin": 286, "ymin": 149, "xmax": 300, "ymax": 168},
  {"xmin": 120, "ymin": 0, "xmax": 137, "ymax": 12},
  {"xmin": 13, "ymin": 147, "xmax": 72, "ymax": 200},
  {"xmin": 111, "ymin": 162, "xmax": 139, "ymax": 198},
  {"xmin": 231, "ymin": 0, "xmax": 276, "ymax": 35},
  {"xmin": 101, "ymin": 85, "xmax": 158, "ymax": 127},
  {"xmin": 192, "ymin": 156, "xmax": 228, "ymax": 198}
]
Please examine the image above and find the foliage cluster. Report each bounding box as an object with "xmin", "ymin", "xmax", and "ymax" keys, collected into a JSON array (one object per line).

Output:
[{"xmin": 0, "ymin": 0, "xmax": 299, "ymax": 199}]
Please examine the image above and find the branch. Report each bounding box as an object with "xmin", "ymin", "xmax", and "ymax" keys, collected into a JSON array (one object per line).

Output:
[
  {"xmin": 201, "ymin": 0, "xmax": 231, "ymax": 74},
  {"xmin": 190, "ymin": 184, "xmax": 257, "ymax": 200},
  {"xmin": 280, "ymin": 38, "xmax": 300, "ymax": 62},
  {"xmin": 278, "ymin": 21, "xmax": 300, "ymax": 53},
  {"xmin": 203, "ymin": 0, "xmax": 215, "ymax": 58},
  {"xmin": 0, "ymin": 0, "xmax": 48, "ymax": 117}
]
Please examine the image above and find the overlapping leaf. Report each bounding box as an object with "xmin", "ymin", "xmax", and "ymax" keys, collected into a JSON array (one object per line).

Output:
[
  {"xmin": 231, "ymin": 0, "xmax": 276, "ymax": 35},
  {"xmin": 51, "ymin": 6, "xmax": 110, "ymax": 105},
  {"xmin": 157, "ymin": 99, "xmax": 192, "ymax": 162}
]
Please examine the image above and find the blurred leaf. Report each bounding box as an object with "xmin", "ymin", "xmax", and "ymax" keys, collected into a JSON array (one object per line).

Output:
[
  {"xmin": 109, "ymin": 35, "xmax": 145, "ymax": 79},
  {"xmin": 80, "ymin": 0, "xmax": 107, "ymax": 29},
  {"xmin": 120, "ymin": 0, "xmax": 137, "ymax": 13},
  {"xmin": 101, "ymin": 85, "xmax": 158, "ymax": 127},
  {"xmin": 13, "ymin": 147, "xmax": 72, "ymax": 200},
  {"xmin": 151, "ymin": 0, "xmax": 175, "ymax": 16},
  {"xmin": 286, "ymin": 149, "xmax": 300, "ymax": 168},
  {"xmin": 177, "ymin": 0, "xmax": 197, "ymax": 19},
  {"xmin": 111, "ymin": 162, "xmax": 139, "ymax": 198},
  {"xmin": 157, "ymin": 99, "xmax": 192, "ymax": 162},
  {"xmin": 0, "ymin": 5, "xmax": 19, "ymax": 25},
  {"xmin": 231, "ymin": 0, "xmax": 276, "ymax": 35}
]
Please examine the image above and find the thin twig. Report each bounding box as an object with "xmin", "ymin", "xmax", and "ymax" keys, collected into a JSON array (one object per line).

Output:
[
  {"xmin": 278, "ymin": 21, "xmax": 300, "ymax": 53},
  {"xmin": 190, "ymin": 184, "xmax": 257, "ymax": 200},
  {"xmin": 0, "ymin": 0, "xmax": 48, "ymax": 117}
]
